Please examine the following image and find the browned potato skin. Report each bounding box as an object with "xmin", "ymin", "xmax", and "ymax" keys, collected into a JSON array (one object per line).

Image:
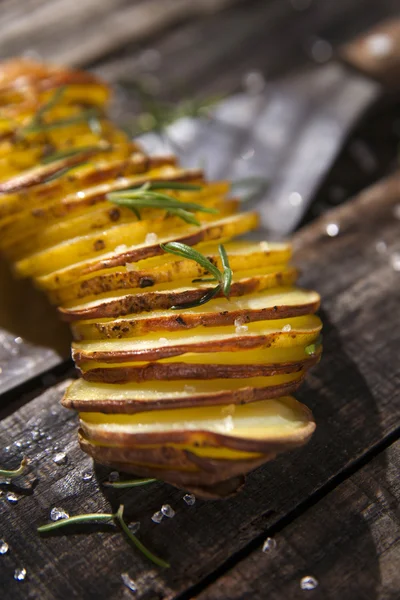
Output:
[
  {"xmin": 71, "ymin": 297, "xmax": 320, "ymax": 341},
  {"xmin": 1, "ymin": 161, "xmax": 197, "ymax": 231},
  {"xmin": 62, "ymin": 374, "xmax": 305, "ymax": 413},
  {"xmin": 79, "ymin": 432, "xmax": 271, "ymax": 497},
  {"xmin": 0, "ymin": 148, "xmax": 111, "ymax": 194},
  {"xmin": 78, "ymin": 397, "xmax": 315, "ymax": 453},
  {"xmin": 61, "ymin": 267, "xmax": 296, "ymax": 322},
  {"xmin": 80, "ymin": 353, "xmax": 320, "ymax": 384}
]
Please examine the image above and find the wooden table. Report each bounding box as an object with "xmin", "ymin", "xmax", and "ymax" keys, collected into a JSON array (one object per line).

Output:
[{"xmin": 0, "ymin": 1, "xmax": 399, "ymax": 599}]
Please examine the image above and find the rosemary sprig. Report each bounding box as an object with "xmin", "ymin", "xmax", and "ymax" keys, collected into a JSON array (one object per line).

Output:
[
  {"xmin": 108, "ymin": 182, "xmax": 217, "ymax": 226},
  {"xmin": 38, "ymin": 503, "xmax": 169, "ymax": 568},
  {"xmin": 118, "ymin": 77, "xmax": 223, "ymax": 137},
  {"xmin": 103, "ymin": 477, "xmax": 157, "ymax": 489},
  {"xmin": 0, "ymin": 457, "xmax": 27, "ymax": 479},
  {"xmin": 305, "ymin": 335, "xmax": 323, "ymax": 356},
  {"xmin": 160, "ymin": 242, "xmax": 232, "ymax": 308}
]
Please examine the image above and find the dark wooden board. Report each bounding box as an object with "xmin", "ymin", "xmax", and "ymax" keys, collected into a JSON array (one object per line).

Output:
[
  {"xmin": 0, "ymin": 172, "xmax": 399, "ymax": 599},
  {"xmin": 196, "ymin": 441, "xmax": 400, "ymax": 600}
]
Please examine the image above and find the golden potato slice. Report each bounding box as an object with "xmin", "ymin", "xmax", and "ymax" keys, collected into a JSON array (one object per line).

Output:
[
  {"xmin": 34, "ymin": 212, "xmax": 259, "ymax": 292},
  {"xmin": 80, "ymin": 344, "xmax": 321, "ymax": 383},
  {"xmin": 50, "ymin": 241, "xmax": 292, "ymax": 305},
  {"xmin": 63, "ymin": 371, "xmax": 305, "ymax": 413},
  {"xmin": 72, "ymin": 314, "xmax": 322, "ymax": 364},
  {"xmin": 60, "ymin": 265, "xmax": 298, "ymax": 321},
  {"xmin": 71, "ymin": 286, "xmax": 317, "ymax": 340},
  {"xmin": 79, "ymin": 395, "xmax": 315, "ymax": 453}
]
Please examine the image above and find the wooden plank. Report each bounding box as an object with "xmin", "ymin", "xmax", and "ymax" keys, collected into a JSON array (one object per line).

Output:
[
  {"xmin": 0, "ymin": 259, "xmax": 71, "ymax": 395},
  {"xmin": 0, "ymin": 0, "xmax": 245, "ymax": 66},
  {"xmin": 0, "ymin": 172, "xmax": 399, "ymax": 599},
  {"xmin": 195, "ymin": 440, "xmax": 400, "ymax": 600}
]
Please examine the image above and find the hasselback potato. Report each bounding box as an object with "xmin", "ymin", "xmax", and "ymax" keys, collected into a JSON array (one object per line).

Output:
[{"xmin": 0, "ymin": 58, "xmax": 322, "ymax": 498}]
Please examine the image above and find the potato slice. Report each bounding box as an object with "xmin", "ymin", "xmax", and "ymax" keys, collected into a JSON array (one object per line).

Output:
[
  {"xmin": 78, "ymin": 433, "xmax": 271, "ymax": 497},
  {"xmin": 50, "ymin": 241, "xmax": 292, "ymax": 305},
  {"xmin": 80, "ymin": 344, "xmax": 321, "ymax": 382},
  {"xmin": 63, "ymin": 372, "xmax": 305, "ymax": 413},
  {"xmin": 79, "ymin": 395, "xmax": 315, "ymax": 453},
  {"xmin": 72, "ymin": 314, "xmax": 322, "ymax": 364},
  {"xmin": 12, "ymin": 198, "xmax": 236, "ymax": 274},
  {"xmin": 61, "ymin": 265, "xmax": 298, "ymax": 321},
  {"xmin": 35, "ymin": 212, "xmax": 258, "ymax": 291},
  {"xmin": 71, "ymin": 287, "xmax": 317, "ymax": 340}
]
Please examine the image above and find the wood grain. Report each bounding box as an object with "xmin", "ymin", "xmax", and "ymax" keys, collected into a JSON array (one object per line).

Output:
[
  {"xmin": 0, "ymin": 0, "xmax": 245, "ymax": 67},
  {"xmin": 195, "ymin": 441, "xmax": 400, "ymax": 600},
  {"xmin": 0, "ymin": 172, "xmax": 399, "ymax": 599}
]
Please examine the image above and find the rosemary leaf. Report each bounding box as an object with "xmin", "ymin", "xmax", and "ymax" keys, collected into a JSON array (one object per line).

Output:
[
  {"xmin": 43, "ymin": 163, "xmax": 89, "ymax": 183},
  {"xmin": 103, "ymin": 478, "xmax": 157, "ymax": 489},
  {"xmin": 0, "ymin": 457, "xmax": 27, "ymax": 479},
  {"xmin": 20, "ymin": 108, "xmax": 102, "ymax": 135},
  {"xmin": 41, "ymin": 144, "xmax": 110, "ymax": 164},
  {"xmin": 219, "ymin": 244, "xmax": 232, "ymax": 298},
  {"xmin": 37, "ymin": 512, "xmax": 113, "ymax": 533},
  {"xmin": 116, "ymin": 505, "xmax": 170, "ymax": 568},
  {"xmin": 35, "ymin": 86, "xmax": 66, "ymax": 124},
  {"xmin": 160, "ymin": 242, "xmax": 222, "ymax": 281}
]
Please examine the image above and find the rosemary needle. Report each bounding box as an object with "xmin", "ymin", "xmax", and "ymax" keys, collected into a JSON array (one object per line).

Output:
[
  {"xmin": 103, "ymin": 478, "xmax": 157, "ymax": 489},
  {"xmin": 0, "ymin": 457, "xmax": 27, "ymax": 479}
]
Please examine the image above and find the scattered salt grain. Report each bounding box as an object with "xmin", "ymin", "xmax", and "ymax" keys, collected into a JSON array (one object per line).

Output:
[
  {"xmin": 50, "ymin": 507, "xmax": 69, "ymax": 521},
  {"xmin": 125, "ymin": 263, "xmax": 137, "ymax": 271},
  {"xmin": 161, "ymin": 504, "xmax": 175, "ymax": 518},
  {"xmin": 0, "ymin": 540, "xmax": 9, "ymax": 555},
  {"xmin": 282, "ymin": 324, "xmax": 292, "ymax": 332},
  {"xmin": 6, "ymin": 492, "xmax": 19, "ymax": 504},
  {"xmin": 183, "ymin": 494, "xmax": 196, "ymax": 506},
  {"xmin": 14, "ymin": 568, "xmax": 27, "ymax": 582},
  {"xmin": 151, "ymin": 511, "xmax": 164, "ymax": 524},
  {"xmin": 300, "ymin": 575, "xmax": 319, "ymax": 591},
  {"xmin": 53, "ymin": 452, "xmax": 67, "ymax": 465},
  {"xmin": 121, "ymin": 572, "xmax": 137, "ymax": 593},
  {"xmin": 262, "ymin": 537, "xmax": 277, "ymax": 553}
]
